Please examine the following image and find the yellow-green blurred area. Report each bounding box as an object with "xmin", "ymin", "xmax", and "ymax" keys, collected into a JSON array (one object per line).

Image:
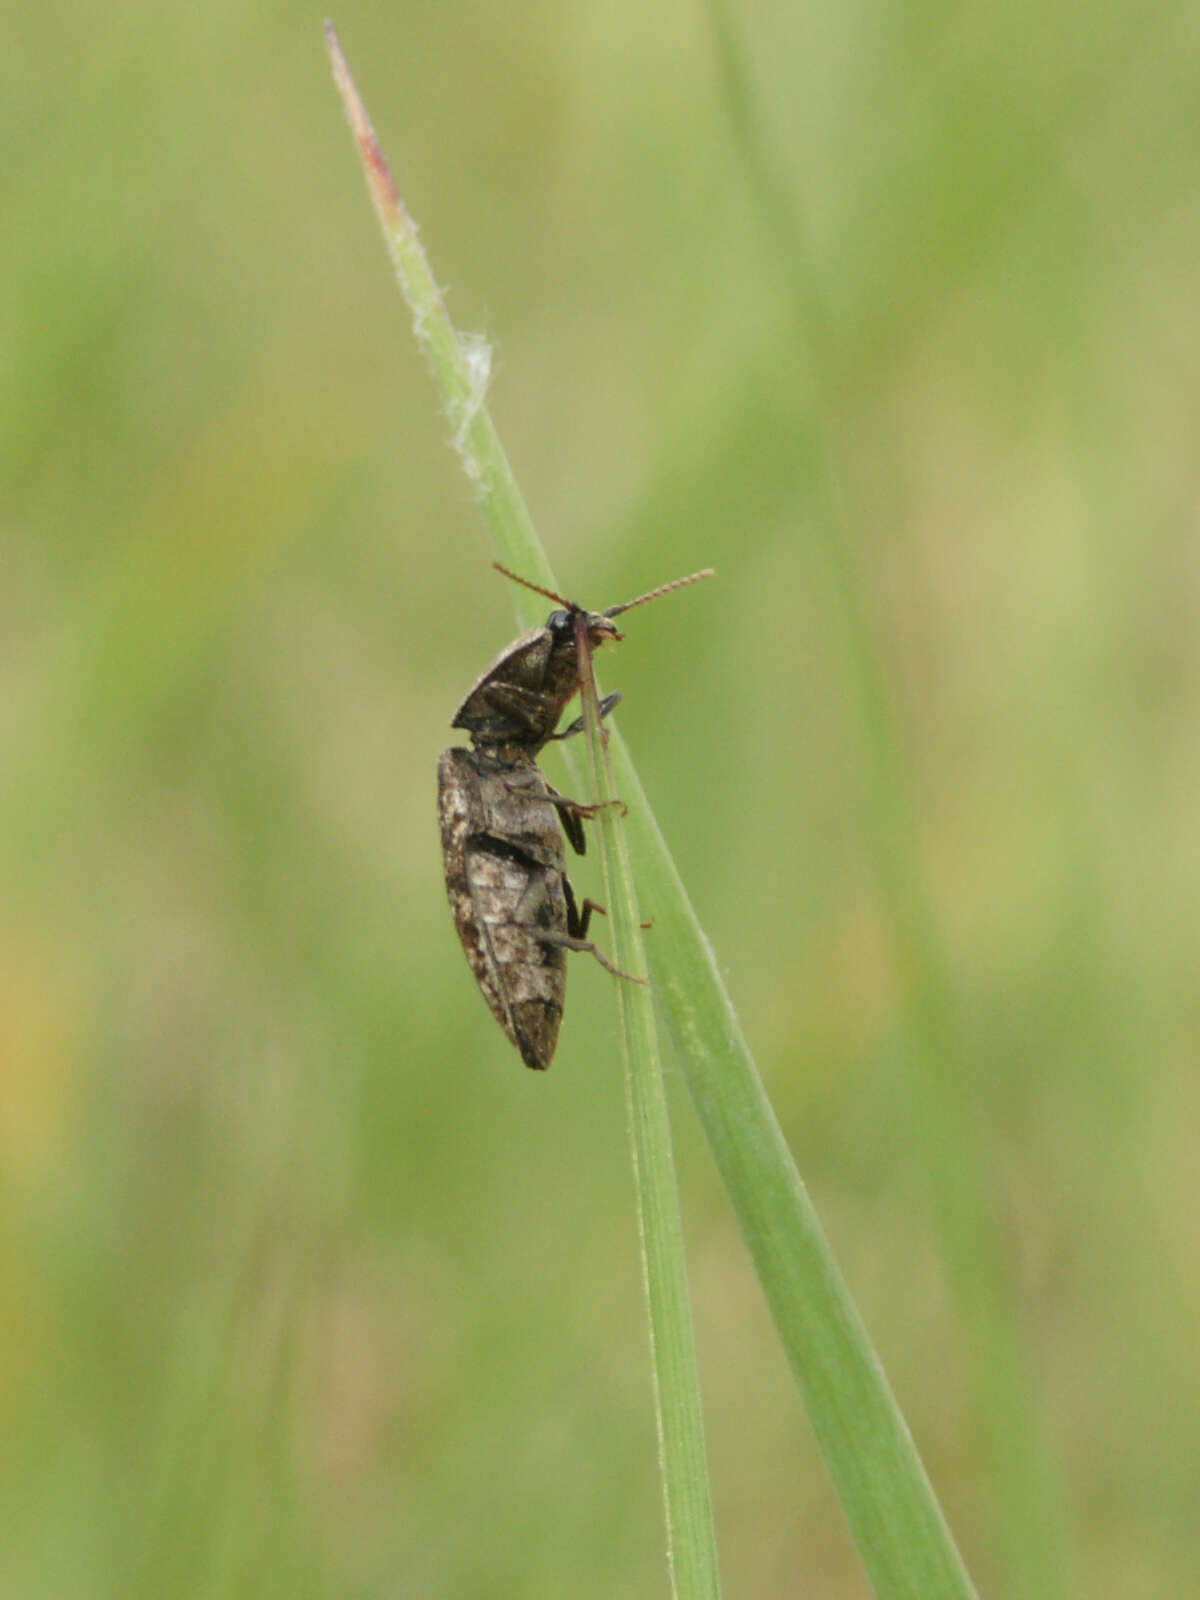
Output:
[{"xmin": 5, "ymin": 1, "xmax": 1200, "ymax": 1594}]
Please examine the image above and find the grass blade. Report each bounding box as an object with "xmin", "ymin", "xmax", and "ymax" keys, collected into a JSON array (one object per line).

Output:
[
  {"xmin": 701, "ymin": 2, "xmax": 1066, "ymax": 1589},
  {"xmin": 577, "ymin": 635, "xmax": 722, "ymax": 1600},
  {"xmin": 326, "ymin": 24, "xmax": 721, "ymax": 1598}
]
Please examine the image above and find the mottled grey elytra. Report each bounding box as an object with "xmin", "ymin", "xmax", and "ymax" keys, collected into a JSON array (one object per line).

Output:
[{"xmin": 438, "ymin": 564, "xmax": 713, "ymax": 1070}]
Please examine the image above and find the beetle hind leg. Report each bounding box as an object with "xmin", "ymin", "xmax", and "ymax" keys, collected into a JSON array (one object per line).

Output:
[
  {"xmin": 543, "ymin": 878, "xmax": 643, "ymax": 983},
  {"xmin": 535, "ymin": 928, "xmax": 645, "ymax": 984}
]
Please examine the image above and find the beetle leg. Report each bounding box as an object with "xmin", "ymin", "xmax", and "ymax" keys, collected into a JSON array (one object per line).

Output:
[
  {"xmin": 544, "ymin": 788, "xmax": 626, "ymax": 855},
  {"xmin": 564, "ymin": 877, "xmax": 608, "ymax": 938},
  {"xmin": 535, "ymin": 928, "xmax": 645, "ymax": 983},
  {"xmin": 553, "ymin": 796, "xmax": 625, "ymax": 821},
  {"xmin": 576, "ymin": 897, "xmax": 607, "ymax": 933},
  {"xmin": 548, "ymin": 691, "xmax": 622, "ymax": 742},
  {"xmin": 491, "ymin": 777, "xmax": 624, "ymax": 853}
]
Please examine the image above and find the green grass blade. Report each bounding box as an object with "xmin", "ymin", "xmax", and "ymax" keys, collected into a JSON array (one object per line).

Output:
[
  {"xmin": 324, "ymin": 21, "xmax": 556, "ymax": 606},
  {"xmin": 327, "ymin": 22, "xmax": 979, "ymax": 1597},
  {"xmin": 578, "ymin": 654, "xmax": 722, "ymax": 1600},
  {"xmin": 702, "ymin": 3, "xmax": 1066, "ymax": 1591},
  {"xmin": 326, "ymin": 24, "xmax": 721, "ymax": 1598}
]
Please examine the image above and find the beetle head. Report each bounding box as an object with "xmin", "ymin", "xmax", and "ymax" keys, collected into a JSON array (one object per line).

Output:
[{"xmin": 546, "ymin": 606, "xmax": 623, "ymax": 652}]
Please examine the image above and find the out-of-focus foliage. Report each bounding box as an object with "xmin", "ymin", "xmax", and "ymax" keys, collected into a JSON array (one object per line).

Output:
[{"xmin": 4, "ymin": 3, "xmax": 1199, "ymax": 1596}]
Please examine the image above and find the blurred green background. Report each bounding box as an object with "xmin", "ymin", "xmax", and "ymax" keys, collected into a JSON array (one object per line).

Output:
[{"xmin": 5, "ymin": 2, "xmax": 1200, "ymax": 1595}]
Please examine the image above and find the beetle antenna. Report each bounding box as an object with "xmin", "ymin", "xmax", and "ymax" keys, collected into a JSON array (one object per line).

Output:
[
  {"xmin": 605, "ymin": 567, "xmax": 715, "ymax": 618},
  {"xmin": 493, "ymin": 562, "xmax": 575, "ymax": 610}
]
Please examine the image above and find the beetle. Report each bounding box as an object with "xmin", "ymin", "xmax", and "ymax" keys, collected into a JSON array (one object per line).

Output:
[{"xmin": 438, "ymin": 563, "xmax": 714, "ymax": 1070}]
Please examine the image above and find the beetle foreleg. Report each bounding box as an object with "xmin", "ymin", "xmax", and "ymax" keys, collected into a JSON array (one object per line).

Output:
[{"xmin": 548, "ymin": 691, "xmax": 622, "ymax": 742}]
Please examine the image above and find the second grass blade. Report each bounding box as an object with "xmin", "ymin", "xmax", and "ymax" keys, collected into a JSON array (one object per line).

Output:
[{"xmin": 578, "ymin": 647, "xmax": 722, "ymax": 1600}]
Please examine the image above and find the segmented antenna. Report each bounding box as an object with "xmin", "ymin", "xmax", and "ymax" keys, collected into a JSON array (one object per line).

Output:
[
  {"xmin": 605, "ymin": 567, "xmax": 716, "ymax": 618},
  {"xmin": 494, "ymin": 560, "xmax": 716, "ymax": 619},
  {"xmin": 492, "ymin": 563, "xmax": 574, "ymax": 610}
]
